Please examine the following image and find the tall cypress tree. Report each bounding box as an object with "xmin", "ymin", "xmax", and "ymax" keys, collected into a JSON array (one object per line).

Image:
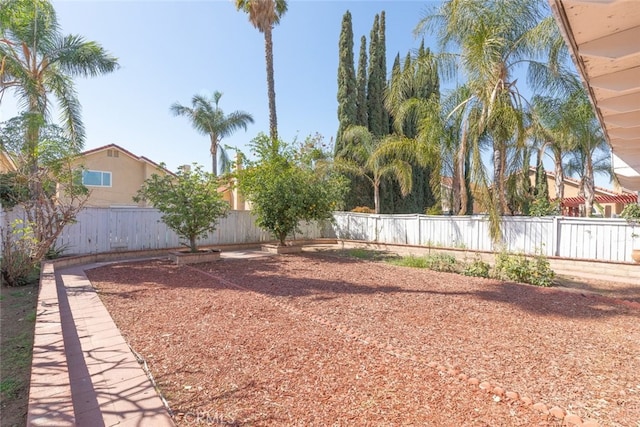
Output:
[
  {"xmin": 367, "ymin": 14, "xmax": 384, "ymax": 137},
  {"xmin": 335, "ymin": 10, "xmax": 357, "ymax": 155},
  {"xmin": 379, "ymin": 11, "xmax": 390, "ymax": 135},
  {"xmin": 356, "ymin": 36, "xmax": 368, "ymax": 127}
]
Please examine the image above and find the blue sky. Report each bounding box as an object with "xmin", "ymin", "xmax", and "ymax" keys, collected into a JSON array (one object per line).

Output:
[{"xmin": 1, "ymin": 0, "xmax": 440, "ymax": 172}]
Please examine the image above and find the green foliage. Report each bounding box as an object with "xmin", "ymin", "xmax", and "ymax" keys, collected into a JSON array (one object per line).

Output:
[
  {"xmin": 343, "ymin": 248, "xmax": 396, "ymax": 262},
  {"xmin": 424, "ymin": 253, "xmax": 458, "ymax": 272},
  {"xmin": 355, "ymin": 35, "xmax": 368, "ymax": 127},
  {"xmin": 367, "ymin": 13, "xmax": 385, "ymax": 137},
  {"xmin": 1, "ymin": 0, "xmax": 119, "ymax": 165},
  {"xmin": 238, "ymin": 133, "xmax": 348, "ymax": 246},
  {"xmin": 621, "ymin": 203, "xmax": 640, "ymax": 221},
  {"xmin": 388, "ymin": 252, "xmax": 458, "ymax": 273},
  {"xmin": 493, "ymin": 251, "xmax": 555, "ymax": 287},
  {"xmin": 0, "ymin": 378, "xmax": 21, "ymax": 399},
  {"xmin": 170, "ymin": 92, "xmax": 253, "ymax": 175},
  {"xmin": 1, "ymin": 220, "xmax": 40, "ymax": 286},
  {"xmin": 335, "ymin": 10, "xmax": 357, "ymax": 153},
  {"xmin": 134, "ymin": 164, "xmax": 229, "ymax": 252},
  {"xmin": 388, "ymin": 255, "xmax": 428, "ymax": 269},
  {"xmin": 529, "ymin": 196, "xmax": 559, "ymax": 217},
  {"xmin": 44, "ymin": 242, "xmax": 69, "ymax": 260},
  {"xmin": 425, "ymin": 205, "xmax": 442, "ymax": 215},
  {"xmin": 462, "ymin": 257, "xmax": 491, "ymax": 278}
]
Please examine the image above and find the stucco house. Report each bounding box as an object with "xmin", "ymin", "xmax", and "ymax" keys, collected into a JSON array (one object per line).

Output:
[
  {"xmin": 527, "ymin": 167, "xmax": 636, "ymax": 217},
  {"xmin": 441, "ymin": 168, "xmax": 636, "ymax": 217},
  {"xmin": 73, "ymin": 144, "xmax": 172, "ymax": 208}
]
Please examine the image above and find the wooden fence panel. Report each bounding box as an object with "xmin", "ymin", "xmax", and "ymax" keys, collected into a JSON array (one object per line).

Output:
[{"xmin": 2, "ymin": 208, "xmax": 638, "ymax": 262}]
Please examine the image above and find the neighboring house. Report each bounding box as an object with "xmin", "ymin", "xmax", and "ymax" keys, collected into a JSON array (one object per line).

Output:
[
  {"xmin": 440, "ymin": 168, "xmax": 636, "ymax": 217},
  {"xmin": 0, "ymin": 150, "xmax": 16, "ymax": 173},
  {"xmin": 527, "ymin": 167, "xmax": 636, "ymax": 218},
  {"xmin": 72, "ymin": 144, "xmax": 172, "ymax": 208}
]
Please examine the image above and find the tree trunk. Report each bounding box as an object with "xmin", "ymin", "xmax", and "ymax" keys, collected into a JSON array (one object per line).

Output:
[
  {"xmin": 493, "ymin": 144, "xmax": 507, "ymax": 215},
  {"xmin": 374, "ymin": 181, "xmax": 380, "ymax": 214},
  {"xmin": 210, "ymin": 135, "xmax": 218, "ymax": 176},
  {"xmin": 457, "ymin": 123, "xmax": 468, "ymax": 215},
  {"xmin": 278, "ymin": 231, "xmax": 287, "ymax": 246},
  {"xmin": 264, "ymin": 27, "xmax": 278, "ymax": 143},
  {"xmin": 553, "ymin": 147, "xmax": 565, "ymax": 202},
  {"xmin": 189, "ymin": 236, "xmax": 198, "ymax": 253},
  {"xmin": 584, "ymin": 156, "xmax": 595, "ymax": 217}
]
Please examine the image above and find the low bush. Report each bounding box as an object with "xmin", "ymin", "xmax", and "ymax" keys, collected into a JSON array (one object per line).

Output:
[
  {"xmin": 388, "ymin": 255, "xmax": 428, "ymax": 269},
  {"xmin": 424, "ymin": 253, "xmax": 458, "ymax": 272},
  {"xmin": 493, "ymin": 251, "xmax": 554, "ymax": 287},
  {"xmin": 463, "ymin": 257, "xmax": 491, "ymax": 278},
  {"xmin": 1, "ymin": 220, "xmax": 40, "ymax": 286}
]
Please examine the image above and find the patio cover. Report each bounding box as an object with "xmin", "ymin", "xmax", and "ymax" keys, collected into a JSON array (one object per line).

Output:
[{"xmin": 549, "ymin": 0, "xmax": 640, "ymax": 191}]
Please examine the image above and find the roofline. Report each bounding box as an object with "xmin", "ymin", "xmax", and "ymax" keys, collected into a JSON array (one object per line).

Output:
[
  {"xmin": 80, "ymin": 144, "xmax": 174, "ymax": 176},
  {"xmin": 528, "ymin": 166, "xmax": 625, "ymax": 196}
]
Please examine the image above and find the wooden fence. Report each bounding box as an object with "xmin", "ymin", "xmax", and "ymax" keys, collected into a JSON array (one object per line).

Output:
[
  {"xmin": 332, "ymin": 212, "xmax": 637, "ymax": 262},
  {"xmin": 0, "ymin": 207, "xmax": 326, "ymax": 255},
  {"xmin": 1, "ymin": 208, "xmax": 638, "ymax": 262}
]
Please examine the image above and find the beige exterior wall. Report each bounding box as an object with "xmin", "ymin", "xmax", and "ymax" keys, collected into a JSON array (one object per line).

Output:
[{"xmin": 73, "ymin": 147, "xmax": 169, "ymax": 208}]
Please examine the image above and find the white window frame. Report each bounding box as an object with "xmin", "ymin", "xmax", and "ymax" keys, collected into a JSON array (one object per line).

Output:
[{"xmin": 82, "ymin": 170, "xmax": 112, "ymax": 187}]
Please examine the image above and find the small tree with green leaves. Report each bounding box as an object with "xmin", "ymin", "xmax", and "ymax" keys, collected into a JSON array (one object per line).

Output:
[
  {"xmin": 134, "ymin": 164, "xmax": 228, "ymax": 252},
  {"xmin": 237, "ymin": 133, "xmax": 348, "ymax": 246},
  {"xmin": 1, "ymin": 114, "xmax": 89, "ymax": 285}
]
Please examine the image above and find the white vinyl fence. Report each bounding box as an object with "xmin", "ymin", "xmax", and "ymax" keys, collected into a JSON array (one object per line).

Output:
[
  {"xmin": 1, "ymin": 207, "xmax": 638, "ymax": 262},
  {"xmin": 332, "ymin": 212, "xmax": 638, "ymax": 263},
  {"xmin": 0, "ymin": 207, "xmax": 326, "ymax": 255}
]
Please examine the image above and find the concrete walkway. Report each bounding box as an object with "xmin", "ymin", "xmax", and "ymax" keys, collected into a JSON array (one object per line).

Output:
[{"xmin": 27, "ymin": 249, "xmax": 276, "ymax": 426}]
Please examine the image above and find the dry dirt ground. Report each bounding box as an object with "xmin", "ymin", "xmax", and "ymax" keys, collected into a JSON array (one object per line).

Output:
[
  {"xmin": 0, "ymin": 281, "xmax": 38, "ymax": 427},
  {"xmin": 86, "ymin": 252, "xmax": 640, "ymax": 427}
]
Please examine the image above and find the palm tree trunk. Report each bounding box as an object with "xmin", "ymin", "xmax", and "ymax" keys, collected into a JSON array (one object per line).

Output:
[
  {"xmin": 493, "ymin": 144, "xmax": 507, "ymax": 214},
  {"xmin": 210, "ymin": 135, "xmax": 218, "ymax": 176},
  {"xmin": 584, "ymin": 156, "xmax": 595, "ymax": 217},
  {"xmin": 457, "ymin": 123, "xmax": 468, "ymax": 215},
  {"xmin": 374, "ymin": 181, "xmax": 380, "ymax": 214},
  {"xmin": 264, "ymin": 27, "xmax": 278, "ymax": 143},
  {"xmin": 553, "ymin": 147, "xmax": 565, "ymax": 202}
]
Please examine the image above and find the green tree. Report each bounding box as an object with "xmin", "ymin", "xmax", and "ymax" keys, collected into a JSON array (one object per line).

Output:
[
  {"xmin": 238, "ymin": 133, "xmax": 347, "ymax": 246},
  {"xmin": 367, "ymin": 14, "xmax": 385, "ymax": 137},
  {"xmin": 0, "ymin": 0, "xmax": 118, "ymax": 171},
  {"xmin": 355, "ymin": 35, "xmax": 368, "ymax": 127},
  {"xmin": 134, "ymin": 164, "xmax": 229, "ymax": 252},
  {"xmin": 529, "ymin": 77, "xmax": 593, "ymax": 205},
  {"xmin": 235, "ymin": 0, "xmax": 287, "ymax": 143},
  {"xmin": 415, "ymin": 0, "xmax": 570, "ymax": 238},
  {"xmin": 1, "ymin": 114, "xmax": 89, "ymax": 284},
  {"xmin": 384, "ymin": 42, "xmax": 440, "ymax": 214},
  {"xmin": 170, "ymin": 92, "xmax": 254, "ymax": 175},
  {"xmin": 336, "ymin": 126, "xmax": 412, "ymax": 214},
  {"xmin": 335, "ymin": 10, "xmax": 357, "ymax": 154}
]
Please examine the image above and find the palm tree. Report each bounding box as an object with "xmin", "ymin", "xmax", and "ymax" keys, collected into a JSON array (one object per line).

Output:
[
  {"xmin": 0, "ymin": 0, "xmax": 118, "ymax": 170},
  {"xmin": 562, "ymin": 90, "xmax": 611, "ymax": 217},
  {"xmin": 235, "ymin": 0, "xmax": 287, "ymax": 143},
  {"xmin": 415, "ymin": 0, "xmax": 570, "ymax": 219},
  {"xmin": 170, "ymin": 92, "xmax": 254, "ymax": 175},
  {"xmin": 336, "ymin": 126, "xmax": 412, "ymax": 214}
]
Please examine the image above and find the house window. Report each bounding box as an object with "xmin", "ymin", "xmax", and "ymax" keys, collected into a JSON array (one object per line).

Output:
[
  {"xmin": 107, "ymin": 149, "xmax": 119, "ymax": 158},
  {"xmin": 82, "ymin": 170, "xmax": 112, "ymax": 187}
]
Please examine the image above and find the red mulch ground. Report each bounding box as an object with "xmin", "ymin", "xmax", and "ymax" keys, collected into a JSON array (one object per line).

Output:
[{"xmin": 86, "ymin": 252, "xmax": 640, "ymax": 426}]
